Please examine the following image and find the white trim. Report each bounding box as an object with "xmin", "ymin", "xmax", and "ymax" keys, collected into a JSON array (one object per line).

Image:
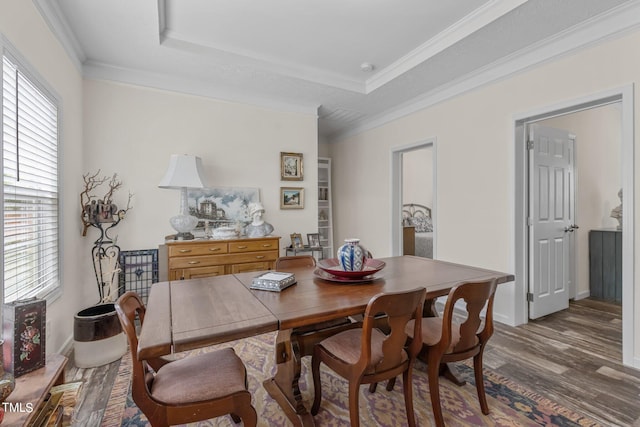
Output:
[
  {"xmin": 575, "ymin": 289, "xmax": 591, "ymax": 301},
  {"xmin": 366, "ymin": 0, "xmax": 528, "ymax": 92},
  {"xmin": 390, "ymin": 139, "xmax": 436, "ymax": 256},
  {"xmin": 512, "ymin": 84, "xmax": 635, "ymax": 368},
  {"xmin": 83, "ymin": 61, "xmax": 320, "ymax": 117},
  {"xmin": 333, "ymin": 1, "xmax": 640, "ymax": 142},
  {"xmin": 32, "ymin": 0, "xmax": 85, "ymax": 73}
]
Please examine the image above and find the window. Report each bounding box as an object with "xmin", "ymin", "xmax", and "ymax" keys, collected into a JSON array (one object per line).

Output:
[{"xmin": 2, "ymin": 53, "xmax": 60, "ymax": 303}]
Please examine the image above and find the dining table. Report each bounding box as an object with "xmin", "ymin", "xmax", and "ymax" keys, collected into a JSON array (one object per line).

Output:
[{"xmin": 138, "ymin": 255, "xmax": 514, "ymax": 427}]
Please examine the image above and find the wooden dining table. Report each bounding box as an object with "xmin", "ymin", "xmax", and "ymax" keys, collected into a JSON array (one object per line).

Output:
[{"xmin": 138, "ymin": 255, "xmax": 514, "ymax": 427}]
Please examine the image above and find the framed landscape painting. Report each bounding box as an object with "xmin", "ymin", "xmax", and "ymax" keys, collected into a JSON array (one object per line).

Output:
[
  {"xmin": 280, "ymin": 187, "xmax": 304, "ymax": 209},
  {"xmin": 187, "ymin": 187, "xmax": 260, "ymax": 229},
  {"xmin": 280, "ymin": 152, "xmax": 303, "ymax": 181}
]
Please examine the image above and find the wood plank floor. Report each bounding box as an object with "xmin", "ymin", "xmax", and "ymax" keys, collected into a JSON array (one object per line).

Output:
[{"xmin": 65, "ymin": 298, "xmax": 640, "ymax": 426}]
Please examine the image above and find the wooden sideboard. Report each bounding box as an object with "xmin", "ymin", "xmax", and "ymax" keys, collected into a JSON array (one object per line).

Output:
[{"xmin": 160, "ymin": 236, "xmax": 280, "ymax": 281}]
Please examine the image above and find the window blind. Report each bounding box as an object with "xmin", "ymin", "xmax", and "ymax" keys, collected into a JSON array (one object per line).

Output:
[{"xmin": 2, "ymin": 55, "xmax": 59, "ymax": 303}]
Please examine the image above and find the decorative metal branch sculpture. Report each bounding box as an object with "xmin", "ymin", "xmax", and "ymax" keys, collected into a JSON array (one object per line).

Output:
[{"xmin": 80, "ymin": 171, "xmax": 133, "ymax": 303}]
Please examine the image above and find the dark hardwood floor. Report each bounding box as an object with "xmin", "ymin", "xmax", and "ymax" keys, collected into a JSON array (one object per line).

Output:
[{"xmin": 65, "ymin": 298, "xmax": 640, "ymax": 426}]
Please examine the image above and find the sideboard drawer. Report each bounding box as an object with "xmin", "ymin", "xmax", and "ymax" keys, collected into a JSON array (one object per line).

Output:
[
  {"xmin": 169, "ymin": 255, "xmax": 226, "ymax": 270},
  {"xmin": 169, "ymin": 242, "xmax": 228, "ymax": 257},
  {"xmin": 229, "ymin": 240, "xmax": 278, "ymax": 253}
]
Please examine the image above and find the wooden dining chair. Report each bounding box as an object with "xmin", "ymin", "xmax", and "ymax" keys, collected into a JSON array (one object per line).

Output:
[
  {"xmin": 311, "ymin": 287, "xmax": 426, "ymax": 427},
  {"xmin": 275, "ymin": 255, "xmax": 316, "ymax": 269},
  {"xmin": 115, "ymin": 292, "xmax": 258, "ymax": 427},
  {"xmin": 404, "ymin": 278, "xmax": 498, "ymax": 427}
]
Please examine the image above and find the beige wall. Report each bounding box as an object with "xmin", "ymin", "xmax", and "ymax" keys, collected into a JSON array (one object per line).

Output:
[
  {"xmin": 0, "ymin": 1, "xmax": 86, "ymax": 353},
  {"xmin": 83, "ymin": 80, "xmax": 319, "ymax": 253},
  {"xmin": 540, "ymin": 104, "xmax": 622, "ymax": 300},
  {"xmin": 2, "ymin": 2, "xmax": 318, "ymax": 354},
  {"xmin": 403, "ymin": 147, "xmax": 433, "ymax": 208},
  {"xmin": 2, "ymin": 1, "xmax": 638, "ymax": 365},
  {"xmin": 330, "ymin": 29, "xmax": 640, "ymax": 362}
]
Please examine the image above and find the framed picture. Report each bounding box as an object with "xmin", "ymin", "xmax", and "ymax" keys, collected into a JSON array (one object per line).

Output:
[
  {"xmin": 187, "ymin": 187, "xmax": 260, "ymax": 231},
  {"xmin": 290, "ymin": 233, "xmax": 303, "ymax": 248},
  {"xmin": 307, "ymin": 233, "xmax": 320, "ymax": 248},
  {"xmin": 280, "ymin": 187, "xmax": 304, "ymax": 209},
  {"xmin": 281, "ymin": 152, "xmax": 303, "ymax": 181}
]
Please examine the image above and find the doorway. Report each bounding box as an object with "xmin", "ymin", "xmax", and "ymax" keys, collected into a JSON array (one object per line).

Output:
[
  {"xmin": 390, "ymin": 139, "xmax": 436, "ymax": 257},
  {"xmin": 514, "ymin": 86, "xmax": 635, "ymax": 367}
]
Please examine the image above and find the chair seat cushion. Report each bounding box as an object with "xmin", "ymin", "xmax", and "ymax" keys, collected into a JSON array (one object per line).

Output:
[
  {"xmin": 406, "ymin": 318, "xmax": 464, "ymax": 353},
  {"xmin": 150, "ymin": 347, "xmax": 247, "ymax": 405},
  {"xmin": 318, "ymin": 328, "xmax": 407, "ymax": 373}
]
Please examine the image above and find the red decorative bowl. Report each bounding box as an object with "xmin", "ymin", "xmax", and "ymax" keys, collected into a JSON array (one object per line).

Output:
[{"xmin": 317, "ymin": 258, "xmax": 386, "ymax": 279}]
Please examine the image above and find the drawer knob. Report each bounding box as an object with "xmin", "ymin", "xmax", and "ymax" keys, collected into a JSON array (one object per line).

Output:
[
  {"xmin": 255, "ymin": 255, "xmax": 265, "ymax": 259},
  {"xmin": 209, "ymin": 247, "xmax": 221, "ymax": 252},
  {"xmin": 179, "ymin": 249, "xmax": 192, "ymax": 253},
  {"xmin": 188, "ymin": 261, "xmax": 200, "ymax": 265},
  {"xmin": 237, "ymin": 245, "xmax": 248, "ymax": 249}
]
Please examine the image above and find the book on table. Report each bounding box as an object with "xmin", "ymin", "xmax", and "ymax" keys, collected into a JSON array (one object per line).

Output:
[{"xmin": 251, "ymin": 272, "xmax": 296, "ymax": 292}]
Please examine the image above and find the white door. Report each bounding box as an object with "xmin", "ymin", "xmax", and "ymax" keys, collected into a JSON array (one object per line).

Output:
[{"xmin": 528, "ymin": 124, "xmax": 576, "ymax": 319}]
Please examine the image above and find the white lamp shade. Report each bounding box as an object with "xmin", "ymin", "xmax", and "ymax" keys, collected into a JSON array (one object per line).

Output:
[{"xmin": 159, "ymin": 154, "xmax": 207, "ymax": 189}]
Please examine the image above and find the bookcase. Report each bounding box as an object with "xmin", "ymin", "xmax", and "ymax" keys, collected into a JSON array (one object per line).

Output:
[{"xmin": 318, "ymin": 158, "xmax": 334, "ymax": 259}]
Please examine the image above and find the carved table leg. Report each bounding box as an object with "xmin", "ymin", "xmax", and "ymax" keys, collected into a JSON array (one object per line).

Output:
[{"xmin": 263, "ymin": 329, "xmax": 315, "ymax": 427}]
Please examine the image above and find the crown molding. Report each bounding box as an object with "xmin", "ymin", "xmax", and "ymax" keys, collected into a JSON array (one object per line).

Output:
[
  {"xmin": 160, "ymin": 30, "xmax": 366, "ymax": 94},
  {"xmin": 82, "ymin": 60, "xmax": 320, "ymax": 117},
  {"xmin": 331, "ymin": 0, "xmax": 640, "ymax": 142},
  {"xmin": 365, "ymin": 0, "xmax": 528, "ymax": 93},
  {"xmin": 32, "ymin": 0, "xmax": 85, "ymax": 73}
]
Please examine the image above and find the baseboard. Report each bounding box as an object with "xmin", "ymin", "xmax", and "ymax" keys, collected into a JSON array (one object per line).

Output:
[
  {"xmin": 574, "ymin": 290, "xmax": 590, "ymax": 300},
  {"xmin": 57, "ymin": 334, "xmax": 74, "ymax": 357},
  {"xmin": 493, "ymin": 311, "xmax": 514, "ymax": 326}
]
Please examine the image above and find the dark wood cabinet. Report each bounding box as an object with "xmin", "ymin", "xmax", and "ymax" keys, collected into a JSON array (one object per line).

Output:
[{"xmin": 589, "ymin": 229, "xmax": 622, "ymax": 304}]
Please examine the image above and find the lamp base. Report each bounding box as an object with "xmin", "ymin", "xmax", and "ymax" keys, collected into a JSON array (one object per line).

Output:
[
  {"xmin": 169, "ymin": 213, "xmax": 199, "ymax": 240},
  {"xmin": 174, "ymin": 231, "xmax": 195, "ymax": 240}
]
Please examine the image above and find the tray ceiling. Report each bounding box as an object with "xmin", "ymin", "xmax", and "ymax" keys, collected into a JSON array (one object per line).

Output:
[{"xmin": 39, "ymin": 0, "xmax": 638, "ymax": 139}]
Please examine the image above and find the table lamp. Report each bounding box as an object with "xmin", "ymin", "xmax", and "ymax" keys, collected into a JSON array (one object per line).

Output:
[{"xmin": 159, "ymin": 154, "xmax": 207, "ymax": 240}]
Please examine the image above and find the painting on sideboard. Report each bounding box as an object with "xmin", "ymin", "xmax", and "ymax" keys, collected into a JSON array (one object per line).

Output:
[{"xmin": 188, "ymin": 187, "xmax": 260, "ymax": 229}]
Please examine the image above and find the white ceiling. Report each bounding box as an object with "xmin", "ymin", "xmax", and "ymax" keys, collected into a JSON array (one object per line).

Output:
[{"xmin": 37, "ymin": 0, "xmax": 638, "ymax": 139}]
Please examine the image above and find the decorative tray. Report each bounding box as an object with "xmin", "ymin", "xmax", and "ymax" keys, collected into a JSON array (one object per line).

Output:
[
  {"xmin": 316, "ymin": 258, "xmax": 386, "ymax": 280},
  {"xmin": 313, "ymin": 268, "xmax": 382, "ymax": 284},
  {"xmin": 251, "ymin": 272, "xmax": 297, "ymax": 292}
]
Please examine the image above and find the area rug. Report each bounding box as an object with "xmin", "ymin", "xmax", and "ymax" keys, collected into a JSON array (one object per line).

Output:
[{"xmin": 102, "ymin": 332, "xmax": 601, "ymax": 427}]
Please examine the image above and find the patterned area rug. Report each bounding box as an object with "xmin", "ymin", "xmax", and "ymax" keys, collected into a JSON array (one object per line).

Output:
[{"xmin": 102, "ymin": 332, "xmax": 601, "ymax": 427}]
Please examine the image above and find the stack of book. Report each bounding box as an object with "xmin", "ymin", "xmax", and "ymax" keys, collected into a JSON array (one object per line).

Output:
[
  {"xmin": 251, "ymin": 272, "xmax": 296, "ymax": 292},
  {"xmin": 30, "ymin": 381, "xmax": 82, "ymax": 427}
]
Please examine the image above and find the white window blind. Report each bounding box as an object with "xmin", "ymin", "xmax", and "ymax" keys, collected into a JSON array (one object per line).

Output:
[{"xmin": 2, "ymin": 54, "xmax": 60, "ymax": 303}]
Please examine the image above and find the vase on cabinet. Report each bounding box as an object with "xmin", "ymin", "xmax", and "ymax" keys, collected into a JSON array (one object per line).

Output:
[{"xmin": 336, "ymin": 238, "xmax": 367, "ymax": 271}]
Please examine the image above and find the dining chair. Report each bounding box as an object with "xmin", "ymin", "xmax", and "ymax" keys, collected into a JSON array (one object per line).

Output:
[
  {"xmin": 115, "ymin": 292, "xmax": 258, "ymax": 427},
  {"xmin": 311, "ymin": 287, "xmax": 426, "ymax": 427},
  {"xmin": 404, "ymin": 278, "xmax": 498, "ymax": 427},
  {"xmin": 275, "ymin": 255, "xmax": 316, "ymax": 269}
]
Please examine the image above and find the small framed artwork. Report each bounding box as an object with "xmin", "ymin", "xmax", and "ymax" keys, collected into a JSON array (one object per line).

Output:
[
  {"xmin": 281, "ymin": 152, "xmax": 304, "ymax": 181},
  {"xmin": 281, "ymin": 187, "xmax": 304, "ymax": 209},
  {"xmin": 290, "ymin": 233, "xmax": 303, "ymax": 248},
  {"xmin": 307, "ymin": 233, "xmax": 320, "ymax": 248}
]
